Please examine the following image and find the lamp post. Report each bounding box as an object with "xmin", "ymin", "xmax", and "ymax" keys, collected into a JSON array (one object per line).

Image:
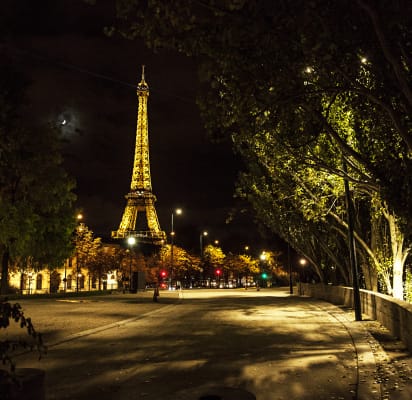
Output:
[
  {"xmin": 242, "ymin": 246, "xmax": 250, "ymax": 288},
  {"xmin": 75, "ymin": 213, "xmax": 83, "ymax": 293},
  {"xmin": 200, "ymin": 231, "xmax": 208, "ymax": 257},
  {"xmin": 127, "ymin": 236, "xmax": 136, "ymax": 292},
  {"xmin": 170, "ymin": 208, "xmax": 182, "ymax": 290},
  {"xmin": 299, "ymin": 258, "xmax": 307, "ymax": 281},
  {"xmin": 260, "ymin": 252, "xmax": 267, "ymax": 289},
  {"xmin": 77, "ymin": 272, "xmax": 82, "ymax": 291},
  {"xmin": 199, "ymin": 231, "xmax": 208, "ymax": 286},
  {"xmin": 288, "ymin": 242, "xmax": 293, "ymax": 294}
]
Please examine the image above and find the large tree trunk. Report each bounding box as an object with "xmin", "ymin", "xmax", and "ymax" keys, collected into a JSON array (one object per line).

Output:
[
  {"xmin": 386, "ymin": 212, "xmax": 409, "ymax": 300},
  {"xmin": 1, "ymin": 248, "xmax": 10, "ymax": 295},
  {"xmin": 392, "ymin": 252, "xmax": 404, "ymax": 300}
]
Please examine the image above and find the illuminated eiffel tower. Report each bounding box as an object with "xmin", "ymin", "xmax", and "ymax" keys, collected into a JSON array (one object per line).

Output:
[{"xmin": 112, "ymin": 66, "xmax": 166, "ymax": 246}]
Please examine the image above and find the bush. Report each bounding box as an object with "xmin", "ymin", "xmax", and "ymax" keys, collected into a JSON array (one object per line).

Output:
[{"xmin": 0, "ymin": 298, "xmax": 46, "ymax": 382}]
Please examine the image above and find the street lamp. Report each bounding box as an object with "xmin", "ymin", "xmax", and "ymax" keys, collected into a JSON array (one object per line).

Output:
[
  {"xmin": 77, "ymin": 272, "xmax": 82, "ymax": 291},
  {"xmin": 200, "ymin": 231, "xmax": 208, "ymax": 257},
  {"xmin": 298, "ymin": 258, "xmax": 307, "ymax": 285},
  {"xmin": 259, "ymin": 252, "xmax": 267, "ymax": 289},
  {"xmin": 170, "ymin": 208, "xmax": 182, "ymax": 290},
  {"xmin": 199, "ymin": 231, "xmax": 208, "ymax": 287},
  {"xmin": 74, "ymin": 214, "xmax": 85, "ymax": 293},
  {"xmin": 127, "ymin": 236, "xmax": 136, "ymax": 292},
  {"xmin": 288, "ymin": 242, "xmax": 293, "ymax": 295}
]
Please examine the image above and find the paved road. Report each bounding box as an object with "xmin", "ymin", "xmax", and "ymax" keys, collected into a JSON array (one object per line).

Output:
[{"xmin": 8, "ymin": 288, "xmax": 412, "ymax": 399}]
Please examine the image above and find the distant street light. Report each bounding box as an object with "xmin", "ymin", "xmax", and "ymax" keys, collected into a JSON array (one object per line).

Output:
[
  {"xmin": 200, "ymin": 231, "xmax": 208, "ymax": 257},
  {"xmin": 170, "ymin": 208, "xmax": 182, "ymax": 290},
  {"xmin": 299, "ymin": 258, "xmax": 308, "ymax": 284},
  {"xmin": 76, "ymin": 218, "xmax": 85, "ymax": 293},
  {"xmin": 127, "ymin": 236, "xmax": 136, "ymax": 292},
  {"xmin": 199, "ymin": 231, "xmax": 208, "ymax": 286},
  {"xmin": 288, "ymin": 243, "xmax": 293, "ymax": 295},
  {"xmin": 259, "ymin": 252, "xmax": 267, "ymax": 289}
]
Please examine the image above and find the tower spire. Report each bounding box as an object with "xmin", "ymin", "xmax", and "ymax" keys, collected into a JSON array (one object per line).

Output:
[{"xmin": 112, "ymin": 67, "xmax": 166, "ymax": 246}]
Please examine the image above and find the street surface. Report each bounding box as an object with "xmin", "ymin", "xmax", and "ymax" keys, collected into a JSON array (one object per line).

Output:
[{"xmin": 6, "ymin": 288, "xmax": 412, "ymax": 399}]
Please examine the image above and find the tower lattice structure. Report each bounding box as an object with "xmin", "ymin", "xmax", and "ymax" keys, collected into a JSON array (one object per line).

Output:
[{"xmin": 112, "ymin": 66, "xmax": 166, "ymax": 245}]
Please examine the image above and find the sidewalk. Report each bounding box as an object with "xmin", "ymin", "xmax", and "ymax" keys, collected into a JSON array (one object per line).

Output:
[{"xmin": 304, "ymin": 297, "xmax": 412, "ymax": 400}]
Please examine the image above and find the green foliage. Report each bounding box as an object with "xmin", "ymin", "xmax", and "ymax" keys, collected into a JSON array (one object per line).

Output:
[
  {"xmin": 112, "ymin": 0, "xmax": 412, "ymax": 294},
  {"xmin": 152, "ymin": 244, "xmax": 200, "ymax": 281},
  {"xmin": 203, "ymin": 245, "xmax": 225, "ymax": 267},
  {"xmin": 114, "ymin": 0, "xmax": 412, "ymax": 223},
  {"xmin": 74, "ymin": 223, "xmax": 101, "ymax": 268},
  {"xmin": 0, "ymin": 298, "xmax": 46, "ymax": 378},
  {"xmin": 0, "ymin": 56, "xmax": 76, "ymax": 293},
  {"xmin": 225, "ymin": 253, "xmax": 259, "ymax": 276}
]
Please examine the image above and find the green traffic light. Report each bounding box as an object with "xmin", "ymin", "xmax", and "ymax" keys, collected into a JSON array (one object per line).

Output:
[{"xmin": 261, "ymin": 273, "xmax": 268, "ymax": 279}]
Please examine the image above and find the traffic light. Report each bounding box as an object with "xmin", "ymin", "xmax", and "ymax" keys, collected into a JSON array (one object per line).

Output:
[
  {"xmin": 160, "ymin": 270, "xmax": 167, "ymax": 278},
  {"xmin": 261, "ymin": 272, "xmax": 268, "ymax": 279},
  {"xmin": 215, "ymin": 269, "xmax": 221, "ymax": 276}
]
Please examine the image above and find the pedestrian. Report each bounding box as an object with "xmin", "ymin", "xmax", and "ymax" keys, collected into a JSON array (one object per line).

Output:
[{"xmin": 153, "ymin": 285, "xmax": 160, "ymax": 302}]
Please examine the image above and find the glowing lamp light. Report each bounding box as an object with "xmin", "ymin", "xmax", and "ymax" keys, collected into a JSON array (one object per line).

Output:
[{"xmin": 127, "ymin": 237, "xmax": 136, "ymax": 246}]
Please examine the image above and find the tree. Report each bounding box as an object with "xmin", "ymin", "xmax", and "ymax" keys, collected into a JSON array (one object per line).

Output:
[
  {"xmin": 87, "ymin": 246, "xmax": 123, "ymax": 290},
  {"xmin": 74, "ymin": 224, "xmax": 101, "ymax": 268},
  {"xmin": 0, "ymin": 57, "xmax": 76, "ymax": 294},
  {"xmin": 225, "ymin": 252, "xmax": 259, "ymax": 285},
  {"xmin": 112, "ymin": 0, "xmax": 412, "ymax": 298},
  {"xmin": 202, "ymin": 244, "xmax": 225, "ymax": 280},
  {"xmin": 150, "ymin": 245, "xmax": 200, "ymax": 284}
]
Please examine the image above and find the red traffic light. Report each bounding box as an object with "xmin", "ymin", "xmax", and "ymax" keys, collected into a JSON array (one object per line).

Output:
[
  {"xmin": 215, "ymin": 269, "xmax": 221, "ymax": 276},
  {"xmin": 160, "ymin": 270, "xmax": 167, "ymax": 277}
]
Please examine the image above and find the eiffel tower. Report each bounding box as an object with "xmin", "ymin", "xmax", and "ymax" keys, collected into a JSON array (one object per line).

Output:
[{"xmin": 112, "ymin": 66, "xmax": 166, "ymax": 247}]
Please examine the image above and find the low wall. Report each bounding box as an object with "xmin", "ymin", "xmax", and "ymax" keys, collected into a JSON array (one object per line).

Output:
[{"xmin": 299, "ymin": 283, "xmax": 412, "ymax": 353}]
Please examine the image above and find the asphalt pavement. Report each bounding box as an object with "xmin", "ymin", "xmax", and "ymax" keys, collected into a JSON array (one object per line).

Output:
[{"xmin": 7, "ymin": 288, "xmax": 412, "ymax": 400}]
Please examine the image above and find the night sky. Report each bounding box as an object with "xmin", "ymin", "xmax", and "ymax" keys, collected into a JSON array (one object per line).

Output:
[{"xmin": 4, "ymin": 0, "xmax": 275, "ymax": 255}]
